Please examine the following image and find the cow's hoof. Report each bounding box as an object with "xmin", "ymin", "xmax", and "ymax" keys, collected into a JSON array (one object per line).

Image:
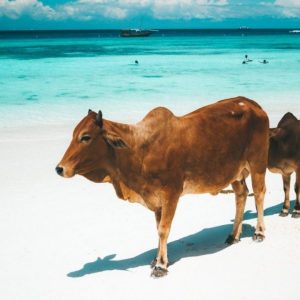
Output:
[
  {"xmin": 253, "ymin": 233, "xmax": 265, "ymax": 242},
  {"xmin": 151, "ymin": 266, "xmax": 168, "ymax": 278},
  {"xmin": 225, "ymin": 234, "xmax": 240, "ymax": 245},
  {"xmin": 279, "ymin": 210, "xmax": 289, "ymax": 217},
  {"xmin": 150, "ymin": 258, "xmax": 157, "ymax": 269},
  {"xmin": 291, "ymin": 210, "xmax": 300, "ymax": 218}
]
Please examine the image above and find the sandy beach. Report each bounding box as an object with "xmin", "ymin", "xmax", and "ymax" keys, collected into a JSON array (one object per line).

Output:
[
  {"xmin": 0, "ymin": 120, "xmax": 299, "ymax": 300},
  {"xmin": 1, "ymin": 24, "xmax": 300, "ymax": 300}
]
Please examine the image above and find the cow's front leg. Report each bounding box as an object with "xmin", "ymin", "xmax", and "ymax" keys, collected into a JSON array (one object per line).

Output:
[
  {"xmin": 292, "ymin": 170, "xmax": 300, "ymax": 218},
  {"xmin": 151, "ymin": 192, "xmax": 179, "ymax": 278},
  {"xmin": 280, "ymin": 174, "xmax": 291, "ymax": 216}
]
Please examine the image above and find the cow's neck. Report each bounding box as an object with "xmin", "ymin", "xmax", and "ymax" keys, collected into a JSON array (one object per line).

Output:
[
  {"xmin": 104, "ymin": 120, "xmax": 143, "ymax": 191},
  {"xmin": 104, "ymin": 119, "xmax": 136, "ymax": 147}
]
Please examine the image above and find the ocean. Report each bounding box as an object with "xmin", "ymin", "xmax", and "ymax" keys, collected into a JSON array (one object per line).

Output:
[{"xmin": 0, "ymin": 29, "xmax": 299, "ymax": 128}]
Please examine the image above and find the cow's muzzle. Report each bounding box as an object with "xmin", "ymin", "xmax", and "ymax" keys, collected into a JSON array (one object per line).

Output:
[
  {"xmin": 55, "ymin": 164, "xmax": 75, "ymax": 178},
  {"xmin": 55, "ymin": 165, "xmax": 64, "ymax": 176}
]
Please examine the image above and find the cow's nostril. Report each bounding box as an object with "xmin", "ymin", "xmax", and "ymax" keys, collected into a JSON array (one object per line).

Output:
[{"xmin": 56, "ymin": 166, "xmax": 64, "ymax": 175}]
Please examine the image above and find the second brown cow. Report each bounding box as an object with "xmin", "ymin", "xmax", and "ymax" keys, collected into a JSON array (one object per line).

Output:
[{"xmin": 269, "ymin": 112, "xmax": 300, "ymax": 218}]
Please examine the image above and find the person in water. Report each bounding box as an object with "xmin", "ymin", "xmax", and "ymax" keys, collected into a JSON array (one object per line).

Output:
[
  {"xmin": 135, "ymin": 60, "xmax": 139, "ymax": 65},
  {"xmin": 260, "ymin": 59, "xmax": 269, "ymax": 64},
  {"xmin": 244, "ymin": 54, "xmax": 252, "ymax": 62}
]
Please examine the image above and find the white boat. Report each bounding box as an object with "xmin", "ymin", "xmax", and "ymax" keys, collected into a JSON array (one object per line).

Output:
[{"xmin": 120, "ymin": 29, "xmax": 157, "ymax": 37}]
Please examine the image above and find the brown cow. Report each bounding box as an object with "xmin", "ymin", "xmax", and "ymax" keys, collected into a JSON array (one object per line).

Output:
[
  {"xmin": 268, "ymin": 112, "xmax": 300, "ymax": 218},
  {"xmin": 56, "ymin": 96, "xmax": 269, "ymax": 277}
]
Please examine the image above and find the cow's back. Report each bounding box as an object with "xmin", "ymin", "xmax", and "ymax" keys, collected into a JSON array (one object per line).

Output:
[
  {"xmin": 180, "ymin": 97, "xmax": 268, "ymax": 156},
  {"xmin": 136, "ymin": 97, "xmax": 268, "ymax": 194}
]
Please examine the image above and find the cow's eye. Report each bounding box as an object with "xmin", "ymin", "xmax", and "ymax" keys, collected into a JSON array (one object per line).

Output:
[{"xmin": 80, "ymin": 135, "xmax": 91, "ymax": 142}]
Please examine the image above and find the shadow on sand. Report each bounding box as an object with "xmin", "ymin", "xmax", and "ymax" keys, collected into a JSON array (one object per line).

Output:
[
  {"xmin": 243, "ymin": 200, "xmax": 295, "ymax": 221},
  {"xmin": 68, "ymin": 223, "xmax": 255, "ymax": 278},
  {"xmin": 68, "ymin": 200, "xmax": 293, "ymax": 278}
]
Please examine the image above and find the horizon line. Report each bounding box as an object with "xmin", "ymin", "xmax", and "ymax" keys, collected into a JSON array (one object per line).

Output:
[{"xmin": 1, "ymin": 27, "xmax": 299, "ymax": 32}]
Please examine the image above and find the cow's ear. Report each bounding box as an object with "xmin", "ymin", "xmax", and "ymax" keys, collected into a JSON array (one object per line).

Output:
[
  {"xmin": 103, "ymin": 132, "xmax": 128, "ymax": 149},
  {"xmin": 269, "ymin": 128, "xmax": 283, "ymax": 139},
  {"xmin": 95, "ymin": 110, "xmax": 103, "ymax": 128},
  {"xmin": 88, "ymin": 109, "xmax": 93, "ymax": 114}
]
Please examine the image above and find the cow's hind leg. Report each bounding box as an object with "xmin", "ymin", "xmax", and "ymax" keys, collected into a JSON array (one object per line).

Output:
[
  {"xmin": 251, "ymin": 172, "xmax": 266, "ymax": 242},
  {"xmin": 151, "ymin": 190, "xmax": 180, "ymax": 278},
  {"xmin": 226, "ymin": 179, "xmax": 248, "ymax": 245},
  {"xmin": 292, "ymin": 170, "xmax": 300, "ymax": 218},
  {"xmin": 151, "ymin": 209, "xmax": 162, "ymax": 268},
  {"xmin": 280, "ymin": 174, "xmax": 291, "ymax": 217}
]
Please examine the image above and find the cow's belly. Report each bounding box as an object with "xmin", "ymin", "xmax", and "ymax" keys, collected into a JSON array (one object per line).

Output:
[
  {"xmin": 182, "ymin": 165, "xmax": 249, "ymax": 196},
  {"xmin": 182, "ymin": 179, "xmax": 224, "ymax": 195},
  {"xmin": 268, "ymin": 160, "xmax": 296, "ymax": 176}
]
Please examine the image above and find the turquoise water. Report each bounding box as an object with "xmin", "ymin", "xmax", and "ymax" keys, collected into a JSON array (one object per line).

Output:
[{"xmin": 0, "ymin": 30, "xmax": 300, "ymax": 127}]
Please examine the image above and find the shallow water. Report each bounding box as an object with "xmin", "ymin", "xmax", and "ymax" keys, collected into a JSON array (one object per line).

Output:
[{"xmin": 0, "ymin": 29, "xmax": 299, "ymax": 127}]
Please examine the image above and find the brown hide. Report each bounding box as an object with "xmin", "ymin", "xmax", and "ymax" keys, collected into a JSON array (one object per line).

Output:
[
  {"xmin": 57, "ymin": 96, "xmax": 269, "ymax": 276},
  {"xmin": 269, "ymin": 112, "xmax": 300, "ymax": 174},
  {"xmin": 268, "ymin": 112, "xmax": 300, "ymax": 217}
]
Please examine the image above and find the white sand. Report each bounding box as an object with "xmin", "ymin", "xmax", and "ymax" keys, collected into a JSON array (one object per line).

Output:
[{"xmin": 0, "ymin": 123, "xmax": 299, "ymax": 300}]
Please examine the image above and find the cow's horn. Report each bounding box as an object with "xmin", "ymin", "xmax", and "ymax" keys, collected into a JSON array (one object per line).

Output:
[
  {"xmin": 88, "ymin": 109, "xmax": 93, "ymax": 114},
  {"xmin": 96, "ymin": 110, "xmax": 103, "ymax": 128}
]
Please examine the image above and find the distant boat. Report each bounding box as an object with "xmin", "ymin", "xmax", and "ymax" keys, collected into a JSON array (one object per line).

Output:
[
  {"xmin": 120, "ymin": 29, "xmax": 157, "ymax": 37},
  {"xmin": 289, "ymin": 30, "xmax": 300, "ymax": 33}
]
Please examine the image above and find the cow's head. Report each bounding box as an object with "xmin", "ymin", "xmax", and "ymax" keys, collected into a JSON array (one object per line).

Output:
[
  {"xmin": 56, "ymin": 110, "xmax": 127, "ymax": 179},
  {"xmin": 268, "ymin": 112, "xmax": 299, "ymax": 167},
  {"xmin": 269, "ymin": 112, "xmax": 298, "ymax": 146}
]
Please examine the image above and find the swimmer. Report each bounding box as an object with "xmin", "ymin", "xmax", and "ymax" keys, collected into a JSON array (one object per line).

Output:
[
  {"xmin": 244, "ymin": 54, "xmax": 253, "ymax": 62},
  {"xmin": 260, "ymin": 59, "xmax": 269, "ymax": 64}
]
